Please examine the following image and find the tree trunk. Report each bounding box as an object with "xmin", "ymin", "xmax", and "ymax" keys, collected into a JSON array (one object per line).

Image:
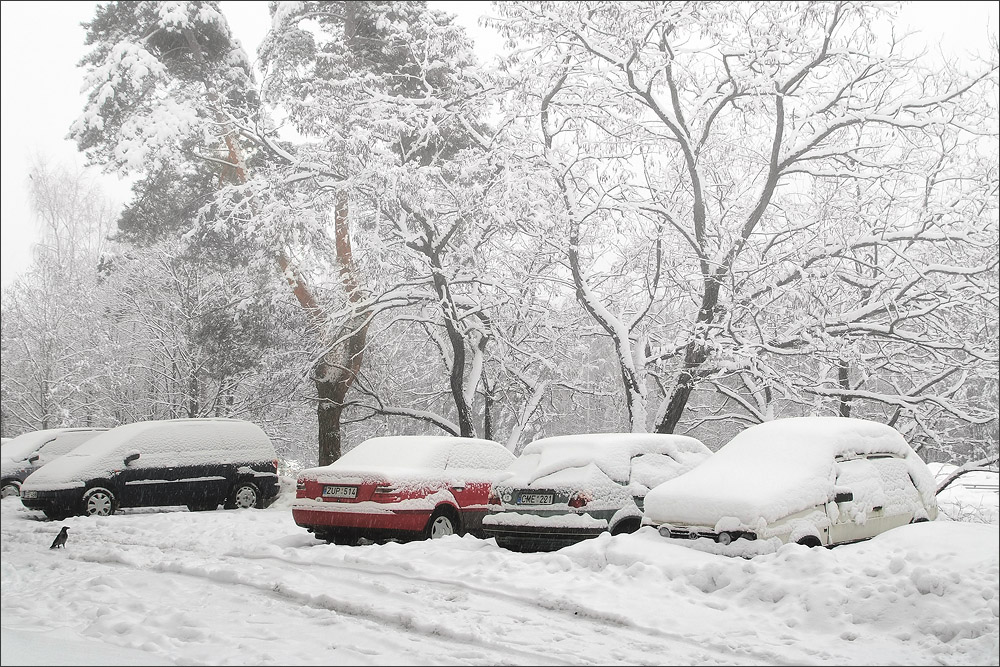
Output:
[
  {"xmin": 183, "ymin": 27, "xmax": 371, "ymax": 466},
  {"xmin": 838, "ymin": 359, "xmax": 852, "ymax": 417},
  {"xmin": 317, "ymin": 381, "xmax": 345, "ymax": 465},
  {"xmin": 655, "ymin": 278, "xmax": 720, "ymax": 434}
]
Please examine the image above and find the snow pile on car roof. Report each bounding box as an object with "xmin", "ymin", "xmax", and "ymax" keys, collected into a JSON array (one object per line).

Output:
[
  {"xmin": 643, "ymin": 417, "xmax": 937, "ymax": 527},
  {"xmin": 22, "ymin": 419, "xmax": 275, "ymax": 490},
  {"xmin": 301, "ymin": 436, "xmax": 514, "ymax": 480},
  {"xmin": 513, "ymin": 433, "xmax": 711, "ymax": 485}
]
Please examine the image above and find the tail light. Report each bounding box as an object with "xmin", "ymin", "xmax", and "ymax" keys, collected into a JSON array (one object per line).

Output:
[
  {"xmin": 488, "ymin": 488, "xmax": 501, "ymax": 506},
  {"xmin": 272, "ymin": 458, "xmax": 280, "ymax": 472},
  {"xmin": 296, "ymin": 478, "xmax": 306, "ymax": 491},
  {"xmin": 568, "ymin": 491, "xmax": 592, "ymax": 509}
]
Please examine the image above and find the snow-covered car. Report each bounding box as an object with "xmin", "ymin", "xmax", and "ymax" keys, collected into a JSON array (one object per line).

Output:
[
  {"xmin": 482, "ymin": 433, "xmax": 712, "ymax": 552},
  {"xmin": 292, "ymin": 435, "xmax": 516, "ymax": 545},
  {"xmin": 1, "ymin": 428, "xmax": 108, "ymax": 498},
  {"xmin": 20, "ymin": 418, "xmax": 280, "ymax": 520},
  {"xmin": 641, "ymin": 416, "xmax": 939, "ymax": 551}
]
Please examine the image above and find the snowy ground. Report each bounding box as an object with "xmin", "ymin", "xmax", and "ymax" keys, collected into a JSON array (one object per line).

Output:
[{"xmin": 2, "ymin": 482, "xmax": 998, "ymax": 666}]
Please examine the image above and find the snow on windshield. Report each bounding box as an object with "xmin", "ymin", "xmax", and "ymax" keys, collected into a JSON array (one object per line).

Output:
[
  {"xmin": 643, "ymin": 417, "xmax": 936, "ymax": 526},
  {"xmin": 511, "ymin": 433, "xmax": 710, "ymax": 486},
  {"xmin": 1, "ymin": 430, "xmax": 65, "ymax": 462},
  {"xmin": 22, "ymin": 419, "xmax": 275, "ymax": 490}
]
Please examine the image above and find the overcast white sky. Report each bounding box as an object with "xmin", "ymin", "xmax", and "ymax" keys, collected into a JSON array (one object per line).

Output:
[{"xmin": 0, "ymin": 1, "xmax": 996, "ymax": 291}]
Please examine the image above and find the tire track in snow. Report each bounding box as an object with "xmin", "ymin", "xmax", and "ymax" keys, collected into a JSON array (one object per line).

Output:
[
  {"xmin": 246, "ymin": 548, "xmax": 804, "ymax": 666},
  {"xmin": 61, "ymin": 531, "xmax": 798, "ymax": 666}
]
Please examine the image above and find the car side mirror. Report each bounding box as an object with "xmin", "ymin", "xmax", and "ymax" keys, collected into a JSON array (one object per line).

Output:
[
  {"xmin": 28, "ymin": 453, "xmax": 40, "ymax": 464},
  {"xmin": 124, "ymin": 452, "xmax": 140, "ymax": 466},
  {"xmin": 834, "ymin": 491, "xmax": 854, "ymax": 503}
]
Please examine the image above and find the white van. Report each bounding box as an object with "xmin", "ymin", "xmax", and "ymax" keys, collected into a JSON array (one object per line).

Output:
[
  {"xmin": 1, "ymin": 428, "xmax": 108, "ymax": 498},
  {"xmin": 20, "ymin": 418, "xmax": 280, "ymax": 520},
  {"xmin": 642, "ymin": 417, "xmax": 939, "ymax": 551}
]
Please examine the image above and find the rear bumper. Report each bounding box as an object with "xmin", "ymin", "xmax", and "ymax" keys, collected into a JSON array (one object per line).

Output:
[{"xmin": 292, "ymin": 506, "xmax": 431, "ymax": 534}]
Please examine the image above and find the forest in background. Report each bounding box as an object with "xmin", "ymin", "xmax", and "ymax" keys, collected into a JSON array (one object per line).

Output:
[{"xmin": 1, "ymin": 1, "xmax": 997, "ymax": 475}]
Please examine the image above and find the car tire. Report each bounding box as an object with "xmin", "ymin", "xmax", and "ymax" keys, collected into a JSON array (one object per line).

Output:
[
  {"xmin": 1, "ymin": 481, "xmax": 21, "ymax": 498},
  {"xmin": 796, "ymin": 536, "xmax": 822, "ymax": 548},
  {"xmin": 425, "ymin": 507, "xmax": 459, "ymax": 540},
  {"xmin": 82, "ymin": 487, "xmax": 117, "ymax": 517},
  {"xmin": 226, "ymin": 482, "xmax": 260, "ymax": 510}
]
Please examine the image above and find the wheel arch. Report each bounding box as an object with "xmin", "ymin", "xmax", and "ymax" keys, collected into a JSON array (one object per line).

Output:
[{"xmin": 427, "ymin": 501, "xmax": 463, "ymax": 536}]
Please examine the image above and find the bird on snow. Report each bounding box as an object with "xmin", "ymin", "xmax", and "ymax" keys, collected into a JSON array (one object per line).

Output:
[{"xmin": 49, "ymin": 526, "xmax": 69, "ymax": 549}]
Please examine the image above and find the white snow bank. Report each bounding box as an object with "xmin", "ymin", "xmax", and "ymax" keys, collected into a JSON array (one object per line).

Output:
[{"xmin": 1, "ymin": 496, "xmax": 996, "ymax": 666}]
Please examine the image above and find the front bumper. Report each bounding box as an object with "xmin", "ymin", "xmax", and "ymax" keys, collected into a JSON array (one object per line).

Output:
[
  {"xmin": 20, "ymin": 488, "xmax": 81, "ymax": 516},
  {"xmin": 655, "ymin": 524, "xmax": 758, "ymax": 544}
]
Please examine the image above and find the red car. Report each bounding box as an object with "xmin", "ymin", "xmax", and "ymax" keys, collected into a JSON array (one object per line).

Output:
[{"xmin": 292, "ymin": 435, "xmax": 515, "ymax": 545}]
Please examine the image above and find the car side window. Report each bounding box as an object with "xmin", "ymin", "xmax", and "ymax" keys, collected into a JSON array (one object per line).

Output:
[
  {"xmin": 835, "ymin": 458, "xmax": 889, "ymax": 523},
  {"xmin": 868, "ymin": 456, "xmax": 921, "ymax": 515}
]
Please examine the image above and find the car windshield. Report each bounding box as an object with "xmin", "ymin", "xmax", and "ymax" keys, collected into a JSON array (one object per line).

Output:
[
  {"xmin": 1, "ymin": 432, "xmax": 58, "ymax": 462},
  {"xmin": 335, "ymin": 437, "xmax": 460, "ymax": 472}
]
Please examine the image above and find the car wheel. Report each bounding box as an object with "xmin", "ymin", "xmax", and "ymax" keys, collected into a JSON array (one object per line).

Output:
[
  {"xmin": 227, "ymin": 482, "xmax": 260, "ymax": 510},
  {"xmin": 425, "ymin": 508, "xmax": 459, "ymax": 540},
  {"xmin": 83, "ymin": 487, "xmax": 117, "ymax": 517},
  {"xmin": 796, "ymin": 536, "xmax": 822, "ymax": 548},
  {"xmin": 1, "ymin": 481, "xmax": 21, "ymax": 498}
]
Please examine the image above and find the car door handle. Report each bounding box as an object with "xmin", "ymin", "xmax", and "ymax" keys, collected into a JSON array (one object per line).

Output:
[{"xmin": 872, "ymin": 505, "xmax": 883, "ymax": 512}]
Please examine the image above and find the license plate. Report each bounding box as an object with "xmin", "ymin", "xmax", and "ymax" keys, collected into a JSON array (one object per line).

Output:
[
  {"xmin": 518, "ymin": 493, "xmax": 553, "ymax": 505},
  {"xmin": 323, "ymin": 485, "xmax": 358, "ymax": 499},
  {"xmin": 21, "ymin": 490, "xmax": 37, "ymax": 499}
]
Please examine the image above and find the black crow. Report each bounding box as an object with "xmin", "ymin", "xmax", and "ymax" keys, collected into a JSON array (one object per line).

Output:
[{"xmin": 49, "ymin": 526, "xmax": 69, "ymax": 549}]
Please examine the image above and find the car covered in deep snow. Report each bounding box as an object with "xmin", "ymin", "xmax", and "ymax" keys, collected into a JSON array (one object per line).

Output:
[
  {"xmin": 292, "ymin": 435, "xmax": 516, "ymax": 545},
  {"xmin": 641, "ymin": 416, "xmax": 939, "ymax": 551},
  {"xmin": 482, "ymin": 433, "xmax": 712, "ymax": 552},
  {"xmin": 1, "ymin": 428, "xmax": 108, "ymax": 498},
  {"xmin": 20, "ymin": 418, "xmax": 280, "ymax": 519}
]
